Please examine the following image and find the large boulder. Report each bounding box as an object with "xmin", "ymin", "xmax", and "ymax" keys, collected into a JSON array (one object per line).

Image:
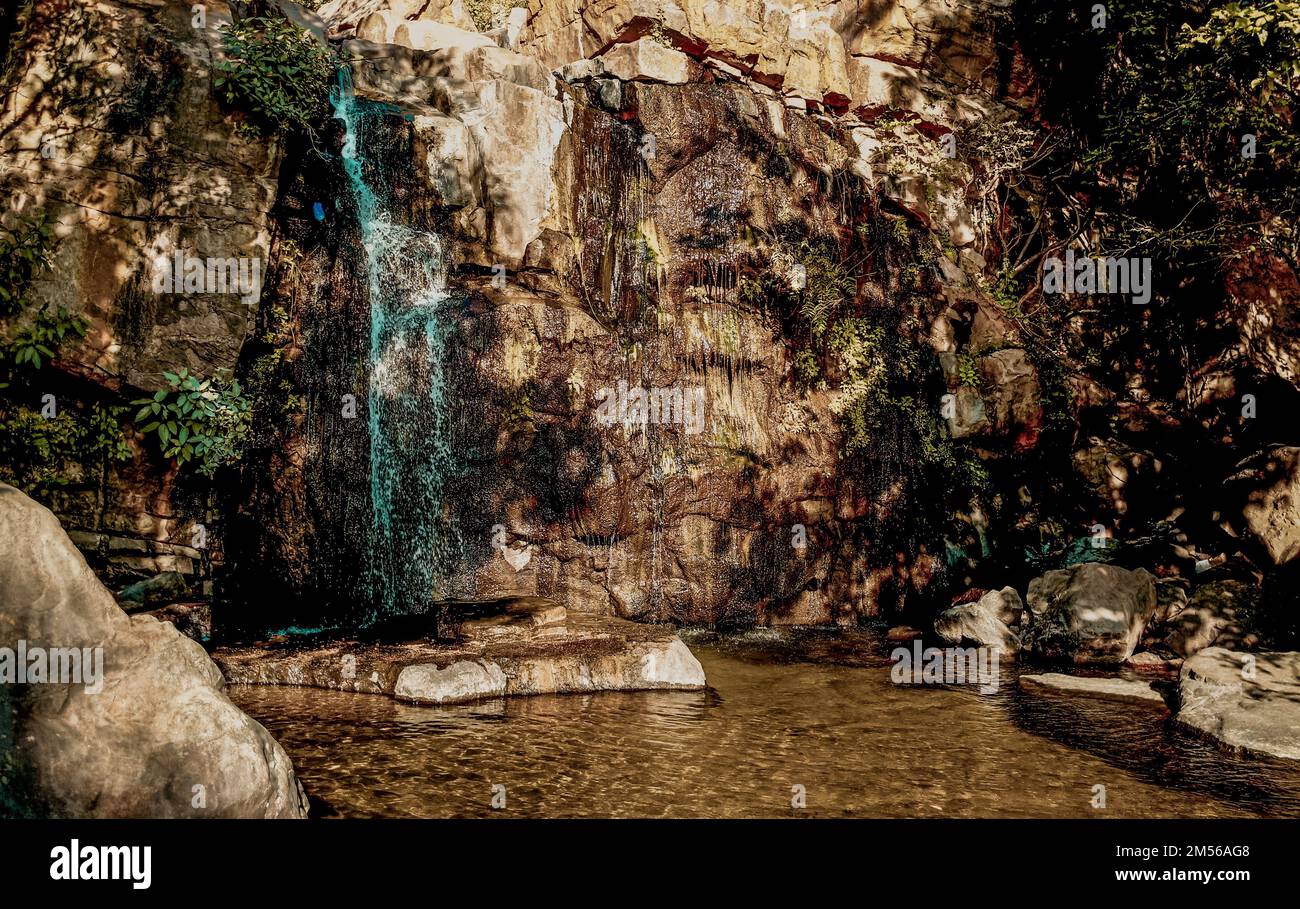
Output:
[
  {"xmin": 934, "ymin": 586, "xmax": 1022, "ymax": 652},
  {"xmin": 0, "ymin": 484, "xmax": 307, "ymax": 818},
  {"xmin": 1021, "ymin": 563, "xmax": 1158, "ymax": 664},
  {"xmin": 1175, "ymin": 647, "xmax": 1300, "ymax": 760}
]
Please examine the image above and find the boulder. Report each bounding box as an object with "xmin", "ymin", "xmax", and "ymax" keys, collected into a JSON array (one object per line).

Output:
[
  {"xmin": 394, "ymin": 660, "xmax": 508, "ymax": 704},
  {"xmin": 1176, "ymin": 647, "xmax": 1300, "ymax": 760},
  {"xmin": 978, "ymin": 349, "xmax": 1043, "ymax": 451},
  {"xmin": 934, "ymin": 586, "xmax": 1022, "ymax": 652},
  {"xmin": 138, "ymin": 601, "xmax": 213, "ymax": 644},
  {"xmin": 1021, "ymin": 563, "xmax": 1158, "ymax": 664},
  {"xmin": 1124, "ymin": 651, "xmax": 1183, "ymax": 674},
  {"xmin": 1149, "ymin": 579, "xmax": 1259, "ymax": 659},
  {"xmin": 1225, "ymin": 446, "xmax": 1300, "ymax": 566},
  {"xmin": 0, "ymin": 484, "xmax": 307, "ymax": 818},
  {"xmin": 594, "ymin": 37, "xmax": 696, "ymax": 84}
]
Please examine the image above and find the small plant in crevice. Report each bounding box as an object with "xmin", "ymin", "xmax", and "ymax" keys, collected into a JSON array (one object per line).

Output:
[
  {"xmin": 956, "ymin": 353, "xmax": 981, "ymax": 389},
  {"xmin": 133, "ymin": 368, "xmax": 251, "ymax": 477},
  {"xmin": 501, "ymin": 384, "xmax": 535, "ymax": 434},
  {"xmin": 106, "ymin": 43, "xmax": 183, "ymax": 135},
  {"xmin": 465, "ymin": 0, "xmax": 513, "ymax": 31}
]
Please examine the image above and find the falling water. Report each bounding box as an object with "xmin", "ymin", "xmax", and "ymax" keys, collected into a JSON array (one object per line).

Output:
[{"xmin": 332, "ymin": 69, "xmax": 459, "ymax": 621}]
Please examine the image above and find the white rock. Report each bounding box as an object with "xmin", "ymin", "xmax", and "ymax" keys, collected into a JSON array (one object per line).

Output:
[{"xmin": 394, "ymin": 660, "xmax": 508, "ymax": 704}]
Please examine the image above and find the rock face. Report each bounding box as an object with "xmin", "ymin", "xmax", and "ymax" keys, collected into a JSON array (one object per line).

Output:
[
  {"xmin": 0, "ymin": 0, "xmax": 283, "ymax": 587},
  {"xmin": 1, "ymin": 0, "xmax": 278, "ymax": 388},
  {"xmin": 18, "ymin": 0, "xmax": 1289, "ymax": 659},
  {"xmin": 934, "ymin": 586, "xmax": 1021, "ymax": 652},
  {"xmin": 0, "ymin": 484, "xmax": 307, "ymax": 818},
  {"xmin": 1176, "ymin": 647, "xmax": 1300, "ymax": 761},
  {"xmin": 228, "ymin": 2, "xmax": 1038, "ymax": 635},
  {"xmin": 1021, "ymin": 563, "xmax": 1158, "ymax": 665}
]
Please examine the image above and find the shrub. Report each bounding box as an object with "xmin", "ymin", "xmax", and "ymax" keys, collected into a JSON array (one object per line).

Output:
[
  {"xmin": 133, "ymin": 369, "xmax": 251, "ymax": 476},
  {"xmin": 2, "ymin": 307, "xmax": 87, "ymax": 374},
  {"xmin": 214, "ymin": 15, "xmax": 337, "ymax": 138},
  {"xmin": 0, "ymin": 216, "xmax": 53, "ymax": 318},
  {"xmin": 0, "ymin": 403, "xmax": 131, "ymax": 493}
]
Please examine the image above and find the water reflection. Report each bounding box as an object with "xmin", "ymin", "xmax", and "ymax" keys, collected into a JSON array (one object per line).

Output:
[{"xmin": 231, "ymin": 633, "xmax": 1300, "ymax": 819}]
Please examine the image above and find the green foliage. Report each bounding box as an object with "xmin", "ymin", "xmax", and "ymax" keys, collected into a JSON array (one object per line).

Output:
[
  {"xmin": 827, "ymin": 317, "xmax": 887, "ymax": 452},
  {"xmin": 1015, "ymin": 0, "xmax": 1300, "ymax": 257},
  {"xmin": 0, "ymin": 216, "xmax": 88, "ymax": 388},
  {"xmin": 0, "ymin": 403, "xmax": 130, "ymax": 493},
  {"xmin": 957, "ymin": 353, "xmax": 981, "ymax": 388},
  {"xmin": 0, "ymin": 210, "xmax": 123, "ymax": 492},
  {"xmin": 132, "ymin": 368, "xmax": 251, "ymax": 476},
  {"xmin": 3, "ymin": 307, "xmax": 88, "ymax": 373},
  {"xmin": 502, "ymin": 386, "xmax": 534, "ymax": 432},
  {"xmin": 797, "ymin": 240, "xmax": 857, "ymax": 336},
  {"xmin": 0, "ymin": 216, "xmax": 53, "ymax": 318},
  {"xmin": 738, "ymin": 234, "xmax": 857, "ymax": 336},
  {"xmin": 793, "ymin": 347, "xmax": 821, "ymax": 389},
  {"xmin": 214, "ymin": 15, "xmax": 337, "ymax": 138}
]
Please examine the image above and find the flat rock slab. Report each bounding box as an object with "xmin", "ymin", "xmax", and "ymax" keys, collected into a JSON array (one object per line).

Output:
[
  {"xmin": 449, "ymin": 596, "xmax": 568, "ymax": 644},
  {"xmin": 214, "ymin": 612, "xmax": 707, "ymax": 706},
  {"xmin": 1019, "ymin": 672, "xmax": 1168, "ymax": 708},
  {"xmin": 1175, "ymin": 647, "xmax": 1300, "ymax": 761}
]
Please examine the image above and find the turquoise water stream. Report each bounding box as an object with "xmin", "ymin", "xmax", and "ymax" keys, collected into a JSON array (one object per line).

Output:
[{"xmin": 332, "ymin": 69, "xmax": 460, "ymax": 621}]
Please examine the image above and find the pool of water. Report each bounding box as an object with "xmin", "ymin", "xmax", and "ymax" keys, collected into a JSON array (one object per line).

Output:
[{"xmin": 230, "ymin": 629, "xmax": 1300, "ymax": 818}]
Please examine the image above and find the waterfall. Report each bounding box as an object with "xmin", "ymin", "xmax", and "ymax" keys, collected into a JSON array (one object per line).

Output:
[{"xmin": 332, "ymin": 69, "xmax": 460, "ymax": 622}]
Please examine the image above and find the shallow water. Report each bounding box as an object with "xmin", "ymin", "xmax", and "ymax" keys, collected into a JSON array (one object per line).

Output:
[{"xmin": 231, "ymin": 630, "xmax": 1300, "ymax": 818}]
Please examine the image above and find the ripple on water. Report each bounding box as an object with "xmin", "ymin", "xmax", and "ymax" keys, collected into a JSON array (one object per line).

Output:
[{"xmin": 230, "ymin": 636, "xmax": 1300, "ymax": 819}]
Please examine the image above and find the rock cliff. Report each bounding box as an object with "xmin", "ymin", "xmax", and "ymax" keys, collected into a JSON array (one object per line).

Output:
[{"xmin": 2, "ymin": 0, "xmax": 1297, "ymax": 649}]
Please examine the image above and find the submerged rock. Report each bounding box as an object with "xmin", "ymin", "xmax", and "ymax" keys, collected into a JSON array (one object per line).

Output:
[
  {"xmin": 885, "ymin": 625, "xmax": 924, "ymax": 643},
  {"xmin": 0, "ymin": 484, "xmax": 307, "ymax": 818},
  {"xmin": 1019, "ymin": 673, "xmax": 1167, "ymax": 708},
  {"xmin": 1175, "ymin": 647, "xmax": 1300, "ymax": 760},
  {"xmin": 1021, "ymin": 563, "xmax": 1158, "ymax": 665}
]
